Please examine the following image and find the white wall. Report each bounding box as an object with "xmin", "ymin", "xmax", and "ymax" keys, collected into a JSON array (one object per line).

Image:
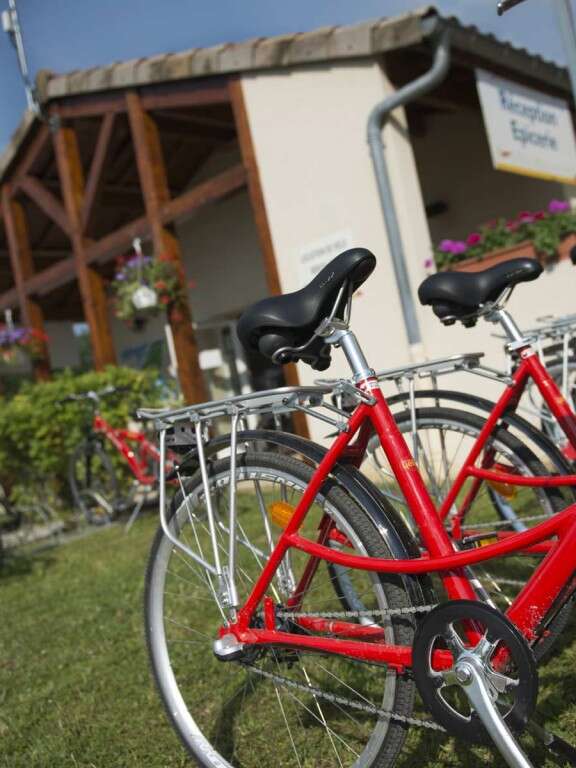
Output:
[
  {"xmin": 45, "ymin": 322, "xmax": 80, "ymax": 369},
  {"xmin": 241, "ymin": 60, "xmax": 433, "ymax": 438}
]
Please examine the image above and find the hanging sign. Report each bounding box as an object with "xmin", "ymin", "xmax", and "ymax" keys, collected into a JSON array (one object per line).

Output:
[{"xmin": 475, "ymin": 69, "xmax": 576, "ymax": 184}]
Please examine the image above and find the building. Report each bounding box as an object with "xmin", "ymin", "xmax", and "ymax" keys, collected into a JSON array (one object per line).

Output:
[{"xmin": 0, "ymin": 6, "xmax": 574, "ymax": 436}]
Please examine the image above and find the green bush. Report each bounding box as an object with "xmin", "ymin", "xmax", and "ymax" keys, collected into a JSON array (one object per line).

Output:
[{"xmin": 0, "ymin": 366, "xmax": 164, "ymax": 500}]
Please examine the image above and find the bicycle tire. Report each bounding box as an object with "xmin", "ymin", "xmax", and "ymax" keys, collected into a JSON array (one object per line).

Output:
[
  {"xmin": 68, "ymin": 440, "xmax": 119, "ymax": 525},
  {"xmin": 145, "ymin": 450, "xmax": 424, "ymax": 768},
  {"xmin": 366, "ymin": 406, "xmax": 569, "ymax": 660}
]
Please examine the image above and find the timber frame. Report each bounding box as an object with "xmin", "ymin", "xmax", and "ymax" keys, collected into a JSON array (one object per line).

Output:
[{"xmin": 0, "ymin": 76, "xmax": 305, "ymax": 411}]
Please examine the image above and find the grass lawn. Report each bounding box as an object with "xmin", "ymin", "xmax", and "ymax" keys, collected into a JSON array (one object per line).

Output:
[{"xmin": 0, "ymin": 514, "xmax": 575, "ymax": 768}]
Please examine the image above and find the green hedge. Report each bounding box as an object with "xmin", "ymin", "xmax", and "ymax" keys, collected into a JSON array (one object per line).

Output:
[{"xmin": 0, "ymin": 366, "xmax": 164, "ymax": 500}]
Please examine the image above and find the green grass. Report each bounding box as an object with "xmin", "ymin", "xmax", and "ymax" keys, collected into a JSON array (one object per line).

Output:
[{"xmin": 0, "ymin": 514, "xmax": 575, "ymax": 768}]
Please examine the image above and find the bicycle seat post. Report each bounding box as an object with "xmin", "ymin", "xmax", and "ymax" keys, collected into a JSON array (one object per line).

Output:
[
  {"xmin": 488, "ymin": 309, "xmax": 531, "ymax": 351},
  {"xmin": 319, "ymin": 318, "xmax": 375, "ymax": 383}
]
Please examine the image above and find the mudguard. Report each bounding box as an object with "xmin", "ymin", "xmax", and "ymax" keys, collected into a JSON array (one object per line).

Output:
[{"xmin": 172, "ymin": 428, "xmax": 435, "ymax": 608}]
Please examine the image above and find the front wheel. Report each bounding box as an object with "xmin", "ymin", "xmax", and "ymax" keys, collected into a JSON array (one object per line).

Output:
[
  {"xmin": 68, "ymin": 440, "xmax": 119, "ymax": 525},
  {"xmin": 145, "ymin": 451, "xmax": 422, "ymax": 768}
]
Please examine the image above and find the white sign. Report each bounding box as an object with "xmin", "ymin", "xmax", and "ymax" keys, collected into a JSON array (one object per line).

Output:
[
  {"xmin": 297, "ymin": 229, "xmax": 353, "ymax": 288},
  {"xmin": 199, "ymin": 348, "xmax": 223, "ymax": 371},
  {"xmin": 475, "ymin": 69, "xmax": 576, "ymax": 184}
]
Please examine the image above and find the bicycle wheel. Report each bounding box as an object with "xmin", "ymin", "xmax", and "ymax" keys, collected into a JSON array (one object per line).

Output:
[
  {"xmin": 530, "ymin": 358, "xmax": 576, "ymax": 454},
  {"xmin": 145, "ymin": 451, "xmax": 422, "ymax": 768},
  {"xmin": 69, "ymin": 440, "xmax": 119, "ymax": 525},
  {"xmin": 365, "ymin": 406, "xmax": 568, "ymax": 658}
]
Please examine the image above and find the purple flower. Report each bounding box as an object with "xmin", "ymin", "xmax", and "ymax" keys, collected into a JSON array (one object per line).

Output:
[
  {"xmin": 548, "ymin": 199, "xmax": 570, "ymax": 214},
  {"xmin": 439, "ymin": 239, "xmax": 468, "ymax": 255},
  {"xmin": 424, "ymin": 258, "xmax": 434, "ymax": 269},
  {"xmin": 125, "ymin": 255, "xmax": 152, "ymax": 268}
]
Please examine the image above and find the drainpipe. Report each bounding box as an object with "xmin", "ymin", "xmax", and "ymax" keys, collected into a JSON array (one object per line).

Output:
[{"xmin": 367, "ymin": 25, "xmax": 451, "ymax": 357}]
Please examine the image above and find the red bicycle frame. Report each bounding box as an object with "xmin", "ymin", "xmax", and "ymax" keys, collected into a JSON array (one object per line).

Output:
[
  {"xmin": 219, "ymin": 344, "xmax": 576, "ymax": 671},
  {"xmin": 94, "ymin": 414, "xmax": 164, "ymax": 486}
]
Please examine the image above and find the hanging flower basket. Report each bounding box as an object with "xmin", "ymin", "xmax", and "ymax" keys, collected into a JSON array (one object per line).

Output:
[
  {"xmin": 0, "ymin": 326, "xmax": 48, "ymax": 365},
  {"xmin": 434, "ymin": 199, "xmax": 576, "ymax": 272},
  {"xmin": 111, "ymin": 241, "xmax": 186, "ymax": 331}
]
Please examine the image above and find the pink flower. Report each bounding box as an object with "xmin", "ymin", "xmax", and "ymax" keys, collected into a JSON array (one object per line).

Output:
[
  {"xmin": 548, "ymin": 199, "xmax": 570, "ymax": 214},
  {"xmin": 506, "ymin": 220, "xmax": 519, "ymax": 232},
  {"xmin": 423, "ymin": 258, "xmax": 434, "ymax": 269},
  {"xmin": 533, "ymin": 211, "xmax": 546, "ymax": 221},
  {"xmin": 466, "ymin": 232, "xmax": 482, "ymax": 246},
  {"xmin": 518, "ymin": 211, "xmax": 535, "ymax": 224}
]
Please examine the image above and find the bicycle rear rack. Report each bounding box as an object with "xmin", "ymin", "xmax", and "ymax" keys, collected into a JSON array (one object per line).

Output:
[{"xmin": 138, "ymin": 383, "xmax": 374, "ymax": 615}]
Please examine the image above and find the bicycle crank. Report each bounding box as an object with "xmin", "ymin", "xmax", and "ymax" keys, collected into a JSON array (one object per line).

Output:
[{"xmin": 413, "ymin": 600, "xmax": 538, "ymax": 768}]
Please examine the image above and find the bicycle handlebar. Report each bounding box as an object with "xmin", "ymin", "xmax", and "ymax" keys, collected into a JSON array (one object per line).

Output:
[{"xmin": 56, "ymin": 385, "xmax": 131, "ymax": 406}]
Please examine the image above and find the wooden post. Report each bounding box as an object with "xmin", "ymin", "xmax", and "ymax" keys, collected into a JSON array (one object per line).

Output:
[
  {"xmin": 126, "ymin": 91, "xmax": 208, "ymax": 404},
  {"xmin": 52, "ymin": 120, "xmax": 116, "ymax": 369},
  {"xmin": 1, "ymin": 186, "xmax": 51, "ymax": 380},
  {"xmin": 229, "ymin": 78, "xmax": 310, "ymax": 438}
]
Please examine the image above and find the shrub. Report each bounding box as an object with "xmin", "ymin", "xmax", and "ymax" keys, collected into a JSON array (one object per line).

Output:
[{"xmin": 0, "ymin": 366, "xmax": 164, "ymax": 501}]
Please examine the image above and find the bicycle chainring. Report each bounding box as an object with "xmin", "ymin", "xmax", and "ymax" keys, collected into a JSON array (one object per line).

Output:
[{"xmin": 413, "ymin": 600, "xmax": 538, "ymax": 744}]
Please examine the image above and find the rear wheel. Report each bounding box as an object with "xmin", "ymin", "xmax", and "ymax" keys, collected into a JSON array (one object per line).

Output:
[
  {"xmin": 145, "ymin": 451, "xmax": 423, "ymax": 768},
  {"xmin": 366, "ymin": 406, "xmax": 569, "ymax": 659},
  {"xmin": 69, "ymin": 440, "xmax": 119, "ymax": 525}
]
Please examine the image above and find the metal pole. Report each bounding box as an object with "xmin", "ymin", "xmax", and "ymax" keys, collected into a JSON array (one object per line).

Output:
[
  {"xmin": 367, "ymin": 25, "xmax": 451, "ymax": 353},
  {"xmin": 2, "ymin": 0, "xmax": 38, "ymax": 112},
  {"xmin": 555, "ymin": 0, "xmax": 576, "ymax": 107}
]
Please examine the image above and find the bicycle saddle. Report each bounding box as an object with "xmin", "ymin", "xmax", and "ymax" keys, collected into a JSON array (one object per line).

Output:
[
  {"xmin": 237, "ymin": 248, "xmax": 376, "ymax": 370},
  {"xmin": 418, "ymin": 258, "xmax": 542, "ymax": 326}
]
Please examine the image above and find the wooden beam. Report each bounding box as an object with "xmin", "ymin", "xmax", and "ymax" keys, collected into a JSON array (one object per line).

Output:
[
  {"xmin": 126, "ymin": 90, "xmax": 208, "ymax": 404},
  {"xmin": 10, "ymin": 124, "xmax": 51, "ymax": 186},
  {"xmin": 1, "ymin": 186, "xmax": 51, "ymax": 380},
  {"xmin": 52, "ymin": 120, "xmax": 117, "ymax": 369},
  {"xmin": 0, "ymin": 288, "xmax": 19, "ymax": 312},
  {"xmin": 161, "ymin": 163, "xmax": 246, "ymax": 223},
  {"xmin": 82, "ymin": 113, "xmax": 116, "ymax": 235},
  {"xmin": 51, "ymin": 93, "xmax": 126, "ymax": 119},
  {"xmin": 140, "ymin": 80, "xmax": 230, "ymax": 111},
  {"xmin": 18, "ymin": 175, "xmax": 71, "ymax": 236},
  {"xmin": 228, "ymin": 77, "xmax": 309, "ymax": 438}
]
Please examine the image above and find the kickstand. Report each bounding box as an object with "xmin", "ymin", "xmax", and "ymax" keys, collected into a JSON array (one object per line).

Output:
[
  {"xmin": 527, "ymin": 721, "xmax": 576, "ymax": 767},
  {"xmin": 124, "ymin": 496, "xmax": 145, "ymax": 533}
]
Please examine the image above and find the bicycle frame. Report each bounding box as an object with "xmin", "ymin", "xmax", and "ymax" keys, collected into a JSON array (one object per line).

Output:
[
  {"xmin": 93, "ymin": 414, "xmax": 162, "ymax": 486},
  {"xmin": 219, "ymin": 343, "xmax": 576, "ymax": 670}
]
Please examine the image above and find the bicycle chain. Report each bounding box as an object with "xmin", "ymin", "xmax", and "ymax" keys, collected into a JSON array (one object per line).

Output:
[
  {"xmin": 247, "ymin": 602, "xmax": 445, "ymax": 733},
  {"xmin": 461, "ymin": 512, "xmax": 550, "ymax": 531},
  {"xmin": 276, "ymin": 603, "xmax": 438, "ymax": 620},
  {"xmin": 245, "ymin": 662, "xmax": 446, "ymax": 732}
]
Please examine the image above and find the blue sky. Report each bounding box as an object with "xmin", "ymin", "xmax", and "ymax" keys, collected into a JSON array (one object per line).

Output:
[{"xmin": 0, "ymin": 0, "xmax": 571, "ymax": 152}]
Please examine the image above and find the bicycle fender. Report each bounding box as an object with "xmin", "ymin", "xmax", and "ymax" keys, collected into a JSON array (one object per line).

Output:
[{"xmin": 173, "ymin": 428, "xmax": 435, "ymax": 608}]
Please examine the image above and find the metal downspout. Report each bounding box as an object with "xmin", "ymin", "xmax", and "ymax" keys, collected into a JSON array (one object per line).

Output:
[{"xmin": 367, "ymin": 26, "xmax": 451, "ymax": 354}]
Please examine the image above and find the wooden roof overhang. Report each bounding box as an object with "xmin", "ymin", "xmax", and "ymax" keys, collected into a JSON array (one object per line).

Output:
[{"xmin": 0, "ymin": 78, "xmax": 247, "ymax": 322}]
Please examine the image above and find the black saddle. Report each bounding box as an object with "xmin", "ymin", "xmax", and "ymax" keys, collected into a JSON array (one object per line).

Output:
[
  {"xmin": 418, "ymin": 258, "xmax": 542, "ymax": 326},
  {"xmin": 237, "ymin": 248, "xmax": 376, "ymax": 370}
]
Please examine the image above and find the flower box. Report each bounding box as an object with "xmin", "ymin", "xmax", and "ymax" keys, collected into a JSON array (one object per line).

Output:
[
  {"xmin": 434, "ymin": 199, "xmax": 576, "ymax": 273},
  {"xmin": 449, "ymin": 241, "xmax": 537, "ymax": 273},
  {"xmin": 558, "ymin": 233, "xmax": 576, "ymax": 263}
]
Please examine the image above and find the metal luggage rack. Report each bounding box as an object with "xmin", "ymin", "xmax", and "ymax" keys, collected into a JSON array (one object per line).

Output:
[
  {"xmin": 317, "ymin": 353, "xmax": 511, "ymax": 396},
  {"xmin": 137, "ymin": 382, "xmax": 375, "ymax": 607}
]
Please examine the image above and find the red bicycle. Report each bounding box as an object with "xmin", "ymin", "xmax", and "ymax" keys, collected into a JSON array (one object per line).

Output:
[
  {"xmin": 64, "ymin": 386, "xmax": 167, "ymax": 525},
  {"xmin": 141, "ymin": 250, "xmax": 576, "ymax": 768}
]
